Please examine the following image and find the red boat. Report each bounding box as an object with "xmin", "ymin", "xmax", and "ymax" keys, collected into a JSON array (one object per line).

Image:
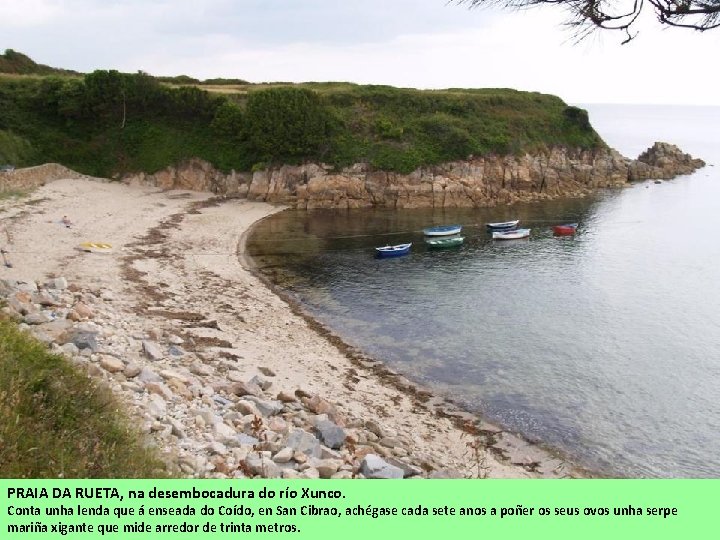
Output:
[{"xmin": 552, "ymin": 223, "xmax": 578, "ymax": 236}]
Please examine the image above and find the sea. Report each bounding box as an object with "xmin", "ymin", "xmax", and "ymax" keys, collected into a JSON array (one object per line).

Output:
[{"xmin": 246, "ymin": 104, "xmax": 720, "ymax": 478}]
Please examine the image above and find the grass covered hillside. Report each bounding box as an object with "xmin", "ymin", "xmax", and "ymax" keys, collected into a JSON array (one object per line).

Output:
[
  {"xmin": 0, "ymin": 51, "xmax": 603, "ymax": 176},
  {"xmin": 0, "ymin": 319, "xmax": 168, "ymax": 478},
  {"xmin": 0, "ymin": 49, "xmax": 79, "ymax": 76}
]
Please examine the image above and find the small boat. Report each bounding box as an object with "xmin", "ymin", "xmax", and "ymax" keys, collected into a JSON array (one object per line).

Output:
[
  {"xmin": 492, "ymin": 228, "xmax": 530, "ymax": 240},
  {"xmin": 486, "ymin": 219, "xmax": 519, "ymax": 231},
  {"xmin": 79, "ymin": 242, "xmax": 113, "ymax": 253},
  {"xmin": 552, "ymin": 223, "xmax": 578, "ymax": 236},
  {"xmin": 423, "ymin": 224, "xmax": 462, "ymax": 237},
  {"xmin": 375, "ymin": 243, "xmax": 412, "ymax": 258},
  {"xmin": 425, "ymin": 236, "xmax": 464, "ymax": 249}
]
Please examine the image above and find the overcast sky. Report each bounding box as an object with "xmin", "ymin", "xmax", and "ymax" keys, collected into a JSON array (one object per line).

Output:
[{"xmin": 1, "ymin": 0, "xmax": 718, "ymax": 105}]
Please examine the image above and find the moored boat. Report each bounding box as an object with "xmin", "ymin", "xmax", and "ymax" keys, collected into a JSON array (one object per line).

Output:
[
  {"xmin": 492, "ymin": 228, "xmax": 530, "ymax": 240},
  {"xmin": 486, "ymin": 219, "xmax": 519, "ymax": 231},
  {"xmin": 552, "ymin": 223, "xmax": 578, "ymax": 236},
  {"xmin": 425, "ymin": 236, "xmax": 464, "ymax": 249},
  {"xmin": 375, "ymin": 243, "xmax": 412, "ymax": 258},
  {"xmin": 423, "ymin": 224, "xmax": 462, "ymax": 236}
]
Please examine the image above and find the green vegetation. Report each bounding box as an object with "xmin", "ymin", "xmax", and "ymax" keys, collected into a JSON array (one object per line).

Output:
[
  {"xmin": 0, "ymin": 129, "xmax": 33, "ymax": 164},
  {"xmin": 0, "ymin": 49, "xmax": 78, "ymax": 76},
  {"xmin": 0, "ymin": 50, "xmax": 604, "ymax": 176},
  {"xmin": 0, "ymin": 318, "xmax": 169, "ymax": 477}
]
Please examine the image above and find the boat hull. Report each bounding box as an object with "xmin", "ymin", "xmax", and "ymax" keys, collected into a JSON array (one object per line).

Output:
[
  {"xmin": 552, "ymin": 223, "xmax": 578, "ymax": 236},
  {"xmin": 486, "ymin": 219, "xmax": 519, "ymax": 231},
  {"xmin": 425, "ymin": 236, "xmax": 464, "ymax": 249},
  {"xmin": 492, "ymin": 228, "xmax": 530, "ymax": 240},
  {"xmin": 375, "ymin": 243, "xmax": 412, "ymax": 258},
  {"xmin": 423, "ymin": 225, "xmax": 462, "ymax": 236}
]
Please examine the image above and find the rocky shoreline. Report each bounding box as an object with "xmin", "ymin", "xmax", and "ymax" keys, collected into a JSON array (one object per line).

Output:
[
  {"xmin": 1, "ymin": 179, "xmax": 582, "ymax": 479},
  {"xmin": 121, "ymin": 142, "xmax": 705, "ymax": 209}
]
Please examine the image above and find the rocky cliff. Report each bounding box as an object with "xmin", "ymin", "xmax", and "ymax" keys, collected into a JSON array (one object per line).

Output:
[{"xmin": 114, "ymin": 142, "xmax": 700, "ymax": 209}]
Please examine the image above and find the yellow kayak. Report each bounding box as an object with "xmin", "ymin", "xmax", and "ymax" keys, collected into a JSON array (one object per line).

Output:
[{"xmin": 79, "ymin": 242, "xmax": 113, "ymax": 253}]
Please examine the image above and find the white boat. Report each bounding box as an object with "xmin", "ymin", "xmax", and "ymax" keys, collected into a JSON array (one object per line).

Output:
[
  {"xmin": 486, "ymin": 219, "xmax": 519, "ymax": 230},
  {"xmin": 423, "ymin": 224, "xmax": 462, "ymax": 236},
  {"xmin": 492, "ymin": 228, "xmax": 530, "ymax": 240}
]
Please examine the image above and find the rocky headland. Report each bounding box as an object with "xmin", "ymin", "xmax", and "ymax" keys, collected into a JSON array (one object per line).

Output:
[{"xmin": 121, "ymin": 142, "xmax": 704, "ymax": 209}]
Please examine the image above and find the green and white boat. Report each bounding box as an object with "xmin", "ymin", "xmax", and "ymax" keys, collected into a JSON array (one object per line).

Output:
[{"xmin": 425, "ymin": 236, "xmax": 464, "ymax": 249}]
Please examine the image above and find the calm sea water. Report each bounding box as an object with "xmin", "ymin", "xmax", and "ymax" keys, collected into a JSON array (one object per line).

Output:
[{"xmin": 247, "ymin": 105, "xmax": 720, "ymax": 478}]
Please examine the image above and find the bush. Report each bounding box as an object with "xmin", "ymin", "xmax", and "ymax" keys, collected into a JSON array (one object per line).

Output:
[{"xmin": 244, "ymin": 87, "xmax": 331, "ymax": 162}]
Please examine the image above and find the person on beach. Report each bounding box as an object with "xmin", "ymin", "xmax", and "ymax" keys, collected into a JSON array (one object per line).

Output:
[{"xmin": 61, "ymin": 215, "xmax": 72, "ymax": 228}]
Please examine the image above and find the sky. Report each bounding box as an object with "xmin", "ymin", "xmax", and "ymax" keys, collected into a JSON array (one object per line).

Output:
[{"xmin": 1, "ymin": 0, "xmax": 719, "ymax": 105}]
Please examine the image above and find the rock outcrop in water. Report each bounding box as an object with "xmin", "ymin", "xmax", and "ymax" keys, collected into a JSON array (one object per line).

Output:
[{"xmin": 116, "ymin": 142, "xmax": 701, "ymax": 209}]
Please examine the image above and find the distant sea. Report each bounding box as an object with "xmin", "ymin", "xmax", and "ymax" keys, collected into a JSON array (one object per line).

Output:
[{"xmin": 248, "ymin": 104, "xmax": 720, "ymax": 478}]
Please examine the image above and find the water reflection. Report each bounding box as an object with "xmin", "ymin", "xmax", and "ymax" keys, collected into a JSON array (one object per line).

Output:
[{"xmin": 247, "ymin": 179, "xmax": 720, "ymax": 477}]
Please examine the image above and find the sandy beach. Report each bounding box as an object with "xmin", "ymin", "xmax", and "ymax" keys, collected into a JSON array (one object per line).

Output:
[{"xmin": 0, "ymin": 176, "xmax": 580, "ymax": 478}]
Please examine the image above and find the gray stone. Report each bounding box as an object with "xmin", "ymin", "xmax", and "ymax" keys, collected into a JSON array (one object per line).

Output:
[
  {"xmin": 235, "ymin": 433, "xmax": 260, "ymax": 446},
  {"xmin": 235, "ymin": 400, "xmax": 262, "ymax": 417},
  {"xmin": 168, "ymin": 345, "xmax": 185, "ymax": 356},
  {"xmin": 384, "ymin": 457, "xmax": 424, "ymax": 478},
  {"xmin": 300, "ymin": 468, "xmax": 320, "ymax": 479},
  {"xmin": 360, "ymin": 454, "xmax": 404, "ymax": 479},
  {"xmin": 311, "ymin": 458, "xmax": 343, "ymax": 479},
  {"xmin": 75, "ymin": 322, "xmax": 101, "ymax": 334},
  {"xmin": 142, "ymin": 340, "xmax": 164, "ymax": 360},
  {"xmin": 379, "ymin": 437, "xmax": 402, "ymax": 448},
  {"xmin": 245, "ymin": 396, "xmax": 283, "ymax": 417},
  {"xmin": 146, "ymin": 395, "xmax": 167, "ymax": 419},
  {"xmin": 61, "ymin": 342, "xmax": 79, "ymax": 356},
  {"xmin": 272, "ymin": 447, "xmax": 294, "ymax": 463},
  {"xmin": 207, "ymin": 441, "xmax": 228, "ymax": 455},
  {"xmin": 214, "ymin": 422, "xmax": 236, "ymax": 439},
  {"xmin": 38, "ymin": 319, "xmax": 73, "ymax": 341},
  {"xmin": 145, "ymin": 381, "xmax": 173, "ymax": 401},
  {"xmin": 70, "ymin": 332, "xmax": 99, "ymax": 352},
  {"xmin": 34, "ymin": 329, "xmax": 57, "ymax": 344},
  {"xmin": 316, "ymin": 420, "xmax": 347, "ymax": 450},
  {"xmin": 190, "ymin": 363, "xmax": 213, "ymax": 377},
  {"xmin": 285, "ymin": 429, "xmax": 323, "ymax": 458},
  {"xmin": 212, "ymin": 395, "xmax": 232, "ymax": 407},
  {"xmin": 33, "ymin": 291, "xmax": 59, "ymax": 306},
  {"xmin": 249, "ymin": 374, "xmax": 272, "ymax": 391},
  {"xmin": 123, "ymin": 362, "xmax": 142, "ymax": 378},
  {"xmin": 245, "ymin": 454, "xmax": 281, "ymax": 478},
  {"xmin": 229, "ymin": 380, "xmax": 262, "ymax": 397},
  {"xmin": 137, "ymin": 367, "xmax": 162, "ymax": 383},
  {"xmin": 13, "ymin": 282, "xmax": 36, "ymax": 294},
  {"xmin": 24, "ymin": 312, "xmax": 51, "ymax": 325},
  {"xmin": 169, "ymin": 418, "xmax": 186, "ymax": 439},
  {"xmin": 46, "ymin": 277, "xmax": 67, "ymax": 290}
]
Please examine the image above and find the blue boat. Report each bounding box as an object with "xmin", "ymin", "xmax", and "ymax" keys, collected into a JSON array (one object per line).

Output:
[
  {"xmin": 375, "ymin": 243, "xmax": 412, "ymax": 258},
  {"xmin": 423, "ymin": 224, "xmax": 462, "ymax": 237}
]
